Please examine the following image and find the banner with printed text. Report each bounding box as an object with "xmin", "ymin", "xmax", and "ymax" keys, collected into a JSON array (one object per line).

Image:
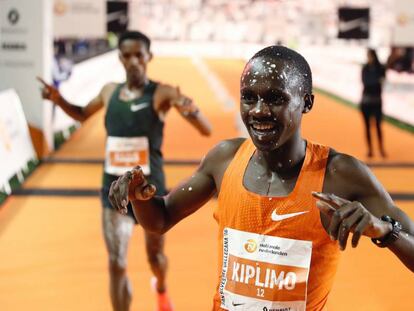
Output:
[
  {"xmin": 0, "ymin": 89, "xmax": 37, "ymax": 192},
  {"xmin": 53, "ymin": 0, "xmax": 105, "ymax": 38},
  {"xmin": 0, "ymin": 0, "xmax": 54, "ymax": 150}
]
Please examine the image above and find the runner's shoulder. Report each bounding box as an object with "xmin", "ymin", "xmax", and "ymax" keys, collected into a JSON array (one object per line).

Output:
[
  {"xmin": 99, "ymin": 83, "xmax": 119, "ymax": 106},
  {"xmin": 155, "ymin": 82, "xmax": 170, "ymax": 89},
  {"xmin": 101, "ymin": 82, "xmax": 119, "ymax": 93},
  {"xmin": 327, "ymin": 149, "xmax": 368, "ymax": 178},
  {"xmin": 325, "ymin": 149, "xmax": 375, "ymax": 195},
  {"xmin": 154, "ymin": 82, "xmax": 176, "ymax": 97},
  {"xmin": 200, "ymin": 138, "xmax": 246, "ymax": 171}
]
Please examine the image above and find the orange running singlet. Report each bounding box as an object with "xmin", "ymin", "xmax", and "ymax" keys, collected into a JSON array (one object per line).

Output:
[{"xmin": 212, "ymin": 139, "xmax": 340, "ymax": 311}]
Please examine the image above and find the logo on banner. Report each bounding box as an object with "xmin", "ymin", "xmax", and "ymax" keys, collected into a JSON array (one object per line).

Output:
[
  {"xmin": 337, "ymin": 7, "xmax": 370, "ymax": 39},
  {"xmin": 232, "ymin": 301, "xmax": 245, "ymax": 307},
  {"xmin": 7, "ymin": 9, "xmax": 19, "ymax": 25},
  {"xmin": 397, "ymin": 14, "xmax": 409, "ymax": 26},
  {"xmin": 244, "ymin": 239, "xmax": 258, "ymax": 253},
  {"xmin": 54, "ymin": 0, "xmax": 69, "ymax": 16},
  {"xmin": 338, "ymin": 17, "xmax": 369, "ymax": 33}
]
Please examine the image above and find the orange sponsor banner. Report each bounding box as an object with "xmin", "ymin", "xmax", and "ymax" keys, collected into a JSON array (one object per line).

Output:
[
  {"xmin": 109, "ymin": 150, "xmax": 148, "ymax": 167},
  {"xmin": 225, "ymin": 255, "xmax": 308, "ymax": 302}
]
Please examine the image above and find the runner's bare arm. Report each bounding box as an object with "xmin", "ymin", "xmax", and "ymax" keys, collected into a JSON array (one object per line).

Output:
[
  {"xmin": 156, "ymin": 84, "xmax": 212, "ymax": 136},
  {"xmin": 109, "ymin": 153, "xmax": 216, "ymax": 234},
  {"xmin": 108, "ymin": 139, "xmax": 244, "ymax": 234},
  {"xmin": 37, "ymin": 77, "xmax": 110, "ymax": 122},
  {"xmin": 315, "ymin": 153, "xmax": 414, "ymax": 272}
]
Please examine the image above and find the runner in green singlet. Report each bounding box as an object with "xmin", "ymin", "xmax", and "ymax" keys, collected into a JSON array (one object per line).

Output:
[{"xmin": 38, "ymin": 30, "xmax": 212, "ymax": 311}]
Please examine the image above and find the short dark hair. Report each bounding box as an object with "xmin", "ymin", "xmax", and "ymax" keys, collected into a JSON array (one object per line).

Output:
[
  {"xmin": 118, "ymin": 31, "xmax": 151, "ymax": 50},
  {"xmin": 250, "ymin": 46, "xmax": 313, "ymax": 94}
]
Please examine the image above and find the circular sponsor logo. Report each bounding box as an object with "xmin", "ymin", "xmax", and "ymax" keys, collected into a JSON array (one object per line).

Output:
[
  {"xmin": 397, "ymin": 14, "xmax": 409, "ymax": 26},
  {"xmin": 244, "ymin": 239, "xmax": 257, "ymax": 253},
  {"xmin": 8, "ymin": 8, "xmax": 19, "ymax": 25},
  {"xmin": 54, "ymin": 0, "xmax": 68, "ymax": 16}
]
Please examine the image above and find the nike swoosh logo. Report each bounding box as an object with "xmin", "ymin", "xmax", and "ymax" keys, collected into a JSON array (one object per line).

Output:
[
  {"xmin": 339, "ymin": 17, "xmax": 368, "ymax": 33},
  {"xmin": 232, "ymin": 302, "xmax": 245, "ymax": 307},
  {"xmin": 130, "ymin": 102, "xmax": 150, "ymax": 112},
  {"xmin": 271, "ymin": 209, "xmax": 308, "ymax": 221}
]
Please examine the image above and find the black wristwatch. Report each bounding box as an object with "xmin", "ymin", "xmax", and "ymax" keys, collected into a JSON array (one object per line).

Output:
[{"xmin": 371, "ymin": 215, "xmax": 402, "ymax": 248}]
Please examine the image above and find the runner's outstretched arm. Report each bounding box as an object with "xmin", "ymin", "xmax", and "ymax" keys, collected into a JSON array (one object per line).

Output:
[
  {"xmin": 37, "ymin": 76, "xmax": 105, "ymax": 122},
  {"xmin": 109, "ymin": 148, "xmax": 218, "ymax": 234},
  {"xmin": 108, "ymin": 139, "xmax": 242, "ymax": 234}
]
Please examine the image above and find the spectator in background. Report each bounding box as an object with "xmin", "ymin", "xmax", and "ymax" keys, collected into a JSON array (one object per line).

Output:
[
  {"xmin": 360, "ymin": 48, "xmax": 386, "ymax": 158},
  {"xmin": 52, "ymin": 41, "xmax": 73, "ymax": 88},
  {"xmin": 387, "ymin": 47, "xmax": 414, "ymax": 74}
]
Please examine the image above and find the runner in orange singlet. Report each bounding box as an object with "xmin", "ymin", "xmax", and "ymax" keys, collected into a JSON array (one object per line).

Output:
[
  {"xmin": 108, "ymin": 46, "xmax": 414, "ymax": 310},
  {"xmin": 211, "ymin": 140, "xmax": 339, "ymax": 310}
]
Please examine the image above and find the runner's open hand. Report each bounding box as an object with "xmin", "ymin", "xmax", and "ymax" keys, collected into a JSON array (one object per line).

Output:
[
  {"xmin": 172, "ymin": 87, "xmax": 198, "ymax": 116},
  {"xmin": 312, "ymin": 191, "xmax": 392, "ymax": 250},
  {"xmin": 108, "ymin": 167, "xmax": 156, "ymax": 215},
  {"xmin": 36, "ymin": 76, "xmax": 61, "ymax": 103}
]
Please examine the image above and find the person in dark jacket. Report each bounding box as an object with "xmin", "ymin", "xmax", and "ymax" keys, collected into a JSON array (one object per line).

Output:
[{"xmin": 360, "ymin": 48, "xmax": 386, "ymax": 158}]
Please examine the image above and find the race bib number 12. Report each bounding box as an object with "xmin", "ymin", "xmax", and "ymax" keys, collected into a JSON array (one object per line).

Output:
[{"xmin": 219, "ymin": 228, "xmax": 312, "ymax": 311}]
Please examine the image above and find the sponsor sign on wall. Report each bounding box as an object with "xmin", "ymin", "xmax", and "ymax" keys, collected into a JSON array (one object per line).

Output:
[
  {"xmin": 0, "ymin": 89, "xmax": 37, "ymax": 193},
  {"xmin": 393, "ymin": 0, "xmax": 414, "ymax": 45},
  {"xmin": 338, "ymin": 7, "xmax": 370, "ymax": 40},
  {"xmin": 0, "ymin": 0, "xmax": 54, "ymax": 150},
  {"xmin": 53, "ymin": 0, "xmax": 105, "ymax": 38},
  {"xmin": 107, "ymin": 1, "xmax": 128, "ymax": 34}
]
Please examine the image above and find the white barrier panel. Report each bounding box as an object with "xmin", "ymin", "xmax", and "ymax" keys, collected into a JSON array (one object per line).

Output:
[
  {"xmin": 0, "ymin": 0, "xmax": 54, "ymax": 149},
  {"xmin": 53, "ymin": 0, "xmax": 106, "ymax": 38},
  {"xmin": 0, "ymin": 89, "xmax": 37, "ymax": 193}
]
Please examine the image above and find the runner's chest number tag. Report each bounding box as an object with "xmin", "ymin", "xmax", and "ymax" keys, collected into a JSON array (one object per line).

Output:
[
  {"xmin": 105, "ymin": 136, "xmax": 150, "ymax": 176},
  {"xmin": 220, "ymin": 228, "xmax": 312, "ymax": 311}
]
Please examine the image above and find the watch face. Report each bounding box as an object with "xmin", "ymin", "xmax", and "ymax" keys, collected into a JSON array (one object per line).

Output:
[
  {"xmin": 373, "ymin": 215, "xmax": 402, "ymax": 248},
  {"xmin": 381, "ymin": 215, "xmax": 392, "ymax": 222},
  {"xmin": 381, "ymin": 215, "xmax": 402, "ymax": 230},
  {"xmin": 395, "ymin": 221, "xmax": 403, "ymax": 230}
]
